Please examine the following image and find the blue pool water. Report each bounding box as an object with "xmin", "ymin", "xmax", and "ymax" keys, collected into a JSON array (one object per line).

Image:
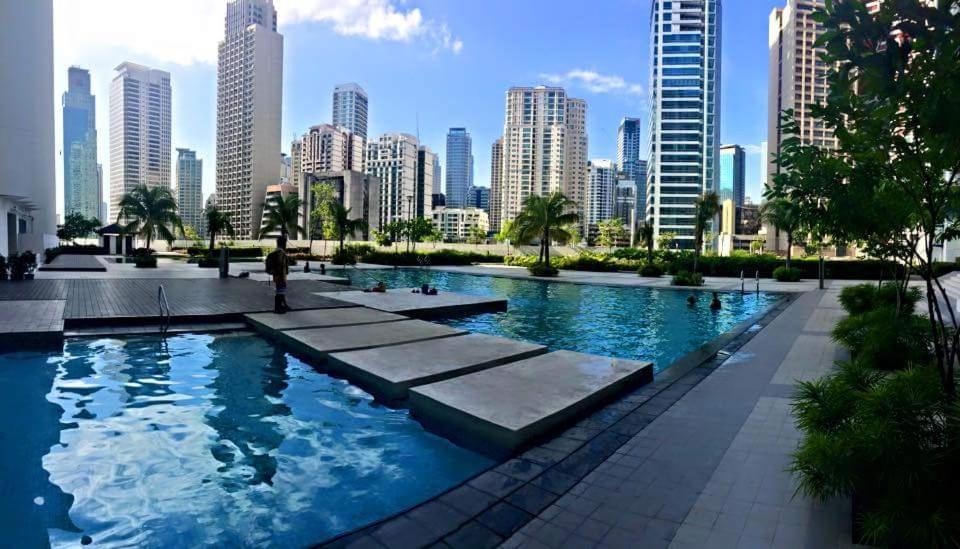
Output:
[
  {"xmin": 333, "ymin": 268, "xmax": 781, "ymax": 371},
  {"xmin": 0, "ymin": 333, "xmax": 492, "ymax": 547}
]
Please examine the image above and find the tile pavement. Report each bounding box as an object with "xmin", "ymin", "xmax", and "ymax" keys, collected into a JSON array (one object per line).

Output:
[
  {"xmin": 0, "ymin": 300, "xmax": 65, "ymax": 335},
  {"xmin": 502, "ymin": 286, "xmax": 861, "ymax": 548}
]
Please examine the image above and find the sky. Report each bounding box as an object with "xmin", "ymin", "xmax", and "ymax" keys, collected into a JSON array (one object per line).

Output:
[{"xmin": 53, "ymin": 0, "xmax": 784, "ymax": 217}]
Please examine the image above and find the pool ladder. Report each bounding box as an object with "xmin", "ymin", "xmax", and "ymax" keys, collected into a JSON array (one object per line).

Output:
[{"xmin": 157, "ymin": 284, "xmax": 171, "ymax": 334}]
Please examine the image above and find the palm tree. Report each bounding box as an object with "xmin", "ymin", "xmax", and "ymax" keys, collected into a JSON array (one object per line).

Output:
[
  {"xmin": 204, "ymin": 206, "xmax": 235, "ymax": 252},
  {"xmin": 759, "ymin": 198, "xmax": 801, "ymax": 268},
  {"xmin": 259, "ymin": 194, "xmax": 304, "ymax": 239},
  {"xmin": 512, "ymin": 192, "xmax": 580, "ymax": 268},
  {"xmin": 692, "ymin": 192, "xmax": 720, "ymax": 273},
  {"xmin": 116, "ymin": 185, "xmax": 183, "ymax": 251},
  {"xmin": 638, "ymin": 222, "xmax": 655, "ymax": 265},
  {"xmin": 329, "ymin": 202, "xmax": 367, "ymax": 254}
]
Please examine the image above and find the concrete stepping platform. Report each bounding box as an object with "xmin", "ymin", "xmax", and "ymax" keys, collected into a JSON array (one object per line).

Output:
[
  {"xmin": 245, "ymin": 307, "xmax": 406, "ymax": 332},
  {"xmin": 327, "ymin": 333, "xmax": 548, "ymax": 401},
  {"xmin": 322, "ymin": 288, "xmax": 507, "ymax": 319},
  {"xmin": 409, "ymin": 351, "xmax": 654, "ymax": 456},
  {"xmin": 269, "ymin": 320, "xmax": 467, "ymax": 360}
]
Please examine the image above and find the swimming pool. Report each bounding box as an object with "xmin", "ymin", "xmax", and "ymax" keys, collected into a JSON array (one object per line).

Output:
[
  {"xmin": 1, "ymin": 333, "xmax": 492, "ymax": 547},
  {"xmin": 332, "ymin": 268, "xmax": 781, "ymax": 371}
]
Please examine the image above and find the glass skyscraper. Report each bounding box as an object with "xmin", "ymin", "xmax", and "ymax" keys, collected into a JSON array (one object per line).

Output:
[
  {"xmin": 63, "ymin": 66, "xmax": 99, "ymax": 221},
  {"xmin": 444, "ymin": 127, "xmax": 473, "ymax": 208},
  {"xmin": 647, "ymin": 0, "xmax": 721, "ymax": 249},
  {"xmin": 719, "ymin": 144, "xmax": 744, "ymax": 207}
]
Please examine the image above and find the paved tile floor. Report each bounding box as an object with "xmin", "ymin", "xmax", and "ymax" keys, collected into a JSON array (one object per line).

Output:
[
  {"xmin": 0, "ymin": 300, "xmax": 65, "ymax": 335},
  {"xmin": 503, "ymin": 286, "xmax": 862, "ymax": 548}
]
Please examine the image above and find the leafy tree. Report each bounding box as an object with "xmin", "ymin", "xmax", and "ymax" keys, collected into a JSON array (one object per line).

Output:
[
  {"xmin": 637, "ymin": 222, "xmax": 655, "ymax": 264},
  {"xmin": 116, "ymin": 185, "xmax": 183, "ymax": 250},
  {"xmin": 57, "ymin": 212, "xmax": 100, "ymax": 243},
  {"xmin": 308, "ymin": 182, "xmax": 337, "ymax": 254},
  {"xmin": 404, "ymin": 217, "xmax": 434, "ymax": 252},
  {"xmin": 511, "ymin": 192, "xmax": 580, "ymax": 268},
  {"xmin": 203, "ymin": 206, "xmax": 235, "ymax": 252},
  {"xmin": 596, "ymin": 218, "xmax": 626, "ymax": 250},
  {"xmin": 466, "ymin": 225, "xmax": 486, "ymax": 245},
  {"xmin": 656, "ymin": 231, "xmax": 677, "ymax": 252},
  {"xmin": 425, "ymin": 227, "xmax": 444, "ymax": 248},
  {"xmin": 258, "ymin": 194, "xmax": 304, "ymax": 239},
  {"xmin": 182, "ymin": 225, "xmax": 201, "ymax": 243},
  {"xmin": 328, "ymin": 202, "xmax": 367, "ymax": 255},
  {"xmin": 495, "ymin": 220, "xmax": 514, "ymax": 244},
  {"xmin": 758, "ymin": 198, "xmax": 801, "ymax": 269},
  {"xmin": 692, "ymin": 192, "xmax": 720, "ymax": 273},
  {"xmin": 372, "ymin": 229, "xmax": 393, "ymax": 247},
  {"xmin": 562, "ymin": 224, "xmax": 583, "ymax": 246},
  {"xmin": 749, "ymin": 238, "xmax": 765, "ymax": 255}
]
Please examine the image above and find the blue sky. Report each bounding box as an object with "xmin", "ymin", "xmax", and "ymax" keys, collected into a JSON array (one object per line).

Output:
[{"xmin": 54, "ymin": 0, "xmax": 784, "ymax": 216}]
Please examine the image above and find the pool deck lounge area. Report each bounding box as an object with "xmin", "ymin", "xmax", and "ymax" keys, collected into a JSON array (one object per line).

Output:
[{"xmin": 0, "ymin": 256, "xmax": 876, "ymax": 547}]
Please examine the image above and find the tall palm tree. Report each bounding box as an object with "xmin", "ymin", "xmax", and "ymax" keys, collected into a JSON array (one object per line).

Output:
[
  {"xmin": 638, "ymin": 222, "xmax": 655, "ymax": 265},
  {"xmin": 759, "ymin": 197, "xmax": 801, "ymax": 268},
  {"xmin": 512, "ymin": 192, "xmax": 580, "ymax": 268},
  {"xmin": 692, "ymin": 192, "xmax": 720, "ymax": 273},
  {"xmin": 116, "ymin": 185, "xmax": 183, "ymax": 251},
  {"xmin": 204, "ymin": 206, "xmax": 235, "ymax": 252},
  {"xmin": 259, "ymin": 194, "xmax": 304, "ymax": 239},
  {"xmin": 329, "ymin": 202, "xmax": 368, "ymax": 254}
]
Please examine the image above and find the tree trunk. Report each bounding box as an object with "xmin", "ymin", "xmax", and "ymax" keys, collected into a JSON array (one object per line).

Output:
[
  {"xmin": 786, "ymin": 233, "xmax": 793, "ymax": 269},
  {"xmin": 544, "ymin": 226, "xmax": 551, "ymax": 268},
  {"xmin": 209, "ymin": 231, "xmax": 216, "ymax": 253}
]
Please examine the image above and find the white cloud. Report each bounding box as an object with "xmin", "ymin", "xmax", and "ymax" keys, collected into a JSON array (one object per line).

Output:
[
  {"xmin": 278, "ymin": 0, "xmax": 462, "ymax": 53},
  {"xmin": 540, "ymin": 69, "xmax": 644, "ymax": 96},
  {"xmin": 53, "ymin": 0, "xmax": 462, "ymax": 68}
]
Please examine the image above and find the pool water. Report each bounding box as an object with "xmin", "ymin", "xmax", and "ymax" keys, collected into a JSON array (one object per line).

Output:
[
  {"xmin": 0, "ymin": 333, "xmax": 492, "ymax": 548},
  {"xmin": 333, "ymin": 268, "xmax": 781, "ymax": 371}
]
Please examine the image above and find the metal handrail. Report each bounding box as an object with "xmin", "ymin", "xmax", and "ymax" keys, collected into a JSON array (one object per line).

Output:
[{"xmin": 157, "ymin": 284, "xmax": 171, "ymax": 334}]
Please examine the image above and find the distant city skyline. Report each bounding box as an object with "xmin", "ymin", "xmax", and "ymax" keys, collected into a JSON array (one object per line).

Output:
[{"xmin": 52, "ymin": 0, "xmax": 787, "ymax": 217}]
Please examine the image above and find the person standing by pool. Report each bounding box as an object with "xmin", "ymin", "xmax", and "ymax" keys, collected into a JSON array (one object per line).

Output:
[
  {"xmin": 265, "ymin": 236, "xmax": 290, "ymax": 314},
  {"xmin": 710, "ymin": 292, "xmax": 722, "ymax": 310}
]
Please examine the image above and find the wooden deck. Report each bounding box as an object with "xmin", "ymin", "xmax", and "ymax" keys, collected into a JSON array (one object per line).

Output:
[
  {"xmin": 0, "ymin": 278, "xmax": 353, "ymax": 326},
  {"xmin": 37, "ymin": 254, "xmax": 106, "ymax": 272}
]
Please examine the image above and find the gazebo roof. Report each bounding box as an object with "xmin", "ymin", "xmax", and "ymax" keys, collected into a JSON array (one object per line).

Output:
[{"xmin": 97, "ymin": 223, "xmax": 126, "ymax": 235}]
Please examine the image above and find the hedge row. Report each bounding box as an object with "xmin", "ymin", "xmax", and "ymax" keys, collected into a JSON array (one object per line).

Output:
[
  {"xmin": 186, "ymin": 246, "xmax": 266, "ymax": 258},
  {"xmin": 358, "ymin": 248, "xmax": 506, "ymax": 266},
  {"xmin": 44, "ymin": 244, "xmax": 104, "ymax": 263}
]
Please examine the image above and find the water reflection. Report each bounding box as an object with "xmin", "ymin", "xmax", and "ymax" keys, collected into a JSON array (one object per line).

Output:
[{"xmin": 11, "ymin": 333, "xmax": 491, "ymax": 547}]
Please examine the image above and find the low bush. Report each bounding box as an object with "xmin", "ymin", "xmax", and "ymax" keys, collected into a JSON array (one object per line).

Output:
[
  {"xmin": 638, "ymin": 263, "xmax": 663, "ymax": 278},
  {"xmin": 839, "ymin": 283, "xmax": 923, "ymax": 315},
  {"xmin": 0, "ymin": 254, "xmax": 7, "ymax": 280},
  {"xmin": 359, "ymin": 249, "xmax": 504, "ymax": 266},
  {"xmin": 503, "ymin": 254, "xmax": 539, "ymax": 268},
  {"xmin": 791, "ymin": 362, "xmax": 958, "ymax": 547},
  {"xmin": 9, "ymin": 251, "xmax": 38, "ymax": 280},
  {"xmin": 197, "ymin": 257, "xmax": 219, "ymax": 268},
  {"xmin": 773, "ymin": 266, "xmax": 802, "ymax": 282},
  {"xmin": 527, "ymin": 262, "xmax": 558, "ymax": 277},
  {"xmin": 671, "ymin": 270, "xmax": 704, "ymax": 287},
  {"xmin": 186, "ymin": 246, "xmax": 264, "ymax": 258},
  {"xmin": 134, "ymin": 256, "xmax": 157, "ymax": 268},
  {"xmin": 554, "ymin": 252, "xmax": 619, "ymax": 272},
  {"xmin": 832, "ymin": 308, "xmax": 932, "ymax": 371},
  {"xmin": 331, "ymin": 247, "xmax": 358, "ymax": 265}
]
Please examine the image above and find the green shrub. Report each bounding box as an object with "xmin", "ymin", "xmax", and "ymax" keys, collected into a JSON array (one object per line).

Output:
[
  {"xmin": 832, "ymin": 307, "xmax": 932, "ymax": 370},
  {"xmin": 671, "ymin": 270, "xmax": 704, "ymax": 286},
  {"xmin": 554, "ymin": 252, "xmax": 618, "ymax": 272},
  {"xmin": 331, "ymin": 247, "xmax": 358, "ymax": 265},
  {"xmin": 791, "ymin": 363, "xmax": 959, "ymax": 547},
  {"xmin": 134, "ymin": 256, "xmax": 157, "ymax": 268},
  {"xmin": 638, "ymin": 263, "xmax": 663, "ymax": 277},
  {"xmin": 360, "ymin": 249, "xmax": 504, "ymax": 266},
  {"xmin": 838, "ymin": 284, "xmax": 879, "ymax": 315},
  {"xmin": 197, "ymin": 257, "xmax": 219, "ymax": 268},
  {"xmin": 503, "ymin": 254, "xmax": 539, "ymax": 268},
  {"xmin": 839, "ymin": 283, "xmax": 923, "ymax": 316},
  {"xmin": 44, "ymin": 244, "xmax": 103, "ymax": 263},
  {"xmin": 186, "ymin": 246, "xmax": 264, "ymax": 258},
  {"xmin": 527, "ymin": 262, "xmax": 558, "ymax": 277},
  {"xmin": 0, "ymin": 254, "xmax": 7, "ymax": 280},
  {"xmin": 773, "ymin": 266, "xmax": 802, "ymax": 282}
]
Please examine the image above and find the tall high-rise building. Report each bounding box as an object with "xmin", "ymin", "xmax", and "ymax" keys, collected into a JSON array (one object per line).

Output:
[
  {"xmin": 466, "ymin": 186, "xmax": 490, "ymax": 212},
  {"xmin": 109, "ymin": 62, "xmax": 172, "ymax": 220},
  {"xmin": 489, "ymin": 138, "xmax": 503, "ymax": 233},
  {"xmin": 290, "ymin": 138, "xmax": 303, "ymax": 188},
  {"xmin": 444, "ymin": 127, "xmax": 473, "ymax": 207},
  {"xmin": 719, "ymin": 144, "xmax": 745, "ymax": 208},
  {"xmin": 759, "ymin": 140, "xmax": 768, "ymax": 189},
  {"xmin": 63, "ymin": 67, "xmax": 99, "ymax": 221},
  {"xmin": 432, "ymin": 155, "xmax": 442, "ymax": 206},
  {"xmin": 617, "ymin": 117, "xmax": 643, "ymax": 185},
  {"xmin": 176, "ymin": 149, "xmax": 203, "ymax": 234},
  {"xmin": 332, "ymin": 83, "xmax": 368, "ymax": 139},
  {"xmin": 1, "ymin": 0, "xmax": 56, "ymax": 257},
  {"xmin": 498, "ymin": 86, "xmax": 588, "ymax": 229},
  {"xmin": 416, "ymin": 146, "xmax": 436, "ymax": 219},
  {"xmin": 365, "ymin": 133, "xmax": 420, "ymax": 228},
  {"xmin": 647, "ymin": 0, "xmax": 721, "ymax": 249},
  {"xmin": 298, "ymin": 124, "xmax": 364, "ymax": 176},
  {"xmin": 586, "ymin": 159, "xmax": 616, "ymax": 227},
  {"xmin": 767, "ymin": 0, "xmax": 836, "ymax": 191},
  {"xmin": 615, "ymin": 180, "xmax": 638, "ymax": 230},
  {"xmin": 216, "ymin": 0, "xmax": 283, "ymax": 238}
]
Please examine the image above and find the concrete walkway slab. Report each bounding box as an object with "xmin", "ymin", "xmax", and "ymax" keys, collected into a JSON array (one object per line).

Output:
[
  {"xmin": 323, "ymin": 288, "xmax": 508, "ymax": 318},
  {"xmin": 327, "ymin": 333, "xmax": 548, "ymax": 400},
  {"xmin": 410, "ymin": 351, "xmax": 653, "ymax": 456},
  {"xmin": 274, "ymin": 319, "xmax": 466, "ymax": 359},
  {"xmin": 245, "ymin": 307, "xmax": 405, "ymax": 332},
  {"xmin": 0, "ymin": 300, "xmax": 64, "ymax": 348}
]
